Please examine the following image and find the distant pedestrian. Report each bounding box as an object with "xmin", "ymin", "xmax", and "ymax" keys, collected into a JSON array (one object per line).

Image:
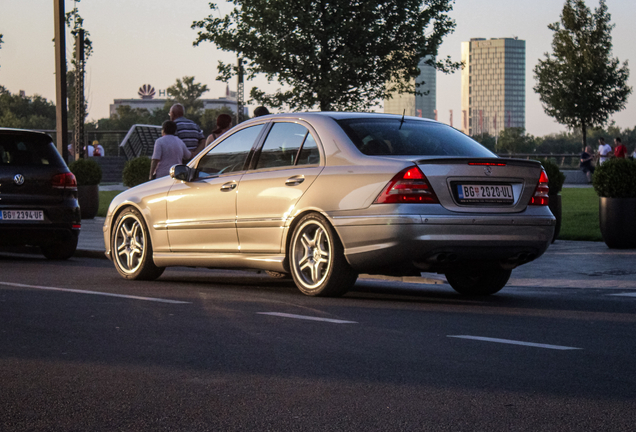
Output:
[
  {"xmin": 169, "ymin": 103, "xmax": 206, "ymax": 157},
  {"xmin": 597, "ymin": 137, "xmax": 613, "ymax": 164},
  {"xmin": 253, "ymin": 106, "xmax": 270, "ymax": 117},
  {"xmin": 613, "ymin": 137, "xmax": 627, "ymax": 159},
  {"xmin": 204, "ymin": 113, "xmax": 233, "ymax": 146},
  {"xmin": 91, "ymin": 140, "xmax": 105, "ymax": 157},
  {"xmin": 149, "ymin": 120, "xmax": 191, "ymax": 180},
  {"xmin": 580, "ymin": 145, "xmax": 595, "ymax": 183}
]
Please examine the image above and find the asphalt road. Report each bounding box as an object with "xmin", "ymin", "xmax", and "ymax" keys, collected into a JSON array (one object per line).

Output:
[{"xmin": 1, "ymin": 254, "xmax": 635, "ymax": 431}]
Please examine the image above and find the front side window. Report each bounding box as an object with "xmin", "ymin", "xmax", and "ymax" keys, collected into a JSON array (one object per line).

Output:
[
  {"xmin": 196, "ymin": 125, "xmax": 264, "ymax": 178},
  {"xmin": 337, "ymin": 119, "xmax": 496, "ymax": 158}
]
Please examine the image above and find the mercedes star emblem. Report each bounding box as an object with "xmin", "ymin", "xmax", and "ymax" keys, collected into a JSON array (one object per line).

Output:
[
  {"xmin": 484, "ymin": 166, "xmax": 493, "ymax": 176},
  {"xmin": 13, "ymin": 174, "xmax": 25, "ymax": 186}
]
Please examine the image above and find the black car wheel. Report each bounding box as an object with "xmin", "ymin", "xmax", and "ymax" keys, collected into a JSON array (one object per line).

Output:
[
  {"xmin": 112, "ymin": 207, "xmax": 164, "ymax": 280},
  {"xmin": 289, "ymin": 213, "xmax": 357, "ymax": 297},
  {"xmin": 445, "ymin": 268, "xmax": 512, "ymax": 296}
]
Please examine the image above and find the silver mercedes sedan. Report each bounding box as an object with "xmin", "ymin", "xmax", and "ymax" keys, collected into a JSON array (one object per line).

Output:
[{"xmin": 104, "ymin": 112, "xmax": 555, "ymax": 297}]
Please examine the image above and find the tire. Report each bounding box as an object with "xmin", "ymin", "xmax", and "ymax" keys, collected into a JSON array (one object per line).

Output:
[
  {"xmin": 111, "ymin": 207, "xmax": 165, "ymax": 280},
  {"xmin": 445, "ymin": 268, "xmax": 512, "ymax": 296},
  {"xmin": 42, "ymin": 232, "xmax": 78, "ymax": 260},
  {"xmin": 288, "ymin": 213, "xmax": 358, "ymax": 297}
]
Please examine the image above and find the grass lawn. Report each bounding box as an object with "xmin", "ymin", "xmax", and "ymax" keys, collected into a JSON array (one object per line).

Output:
[
  {"xmin": 558, "ymin": 187, "xmax": 602, "ymax": 241},
  {"xmin": 98, "ymin": 190, "xmax": 123, "ymax": 217},
  {"xmin": 97, "ymin": 187, "xmax": 603, "ymax": 241}
]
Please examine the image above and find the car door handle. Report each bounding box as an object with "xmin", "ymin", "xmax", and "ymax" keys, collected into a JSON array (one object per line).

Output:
[
  {"xmin": 285, "ymin": 176, "xmax": 305, "ymax": 186},
  {"xmin": 220, "ymin": 182, "xmax": 237, "ymax": 192}
]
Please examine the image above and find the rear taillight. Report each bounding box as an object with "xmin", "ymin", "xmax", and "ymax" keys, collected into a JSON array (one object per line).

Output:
[
  {"xmin": 52, "ymin": 172, "xmax": 78, "ymax": 190},
  {"xmin": 529, "ymin": 169, "xmax": 549, "ymax": 206},
  {"xmin": 374, "ymin": 166, "xmax": 439, "ymax": 204}
]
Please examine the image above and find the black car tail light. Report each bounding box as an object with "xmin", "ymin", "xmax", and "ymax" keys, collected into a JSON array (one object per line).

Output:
[
  {"xmin": 52, "ymin": 172, "xmax": 78, "ymax": 190},
  {"xmin": 529, "ymin": 169, "xmax": 549, "ymax": 206},
  {"xmin": 374, "ymin": 166, "xmax": 439, "ymax": 204}
]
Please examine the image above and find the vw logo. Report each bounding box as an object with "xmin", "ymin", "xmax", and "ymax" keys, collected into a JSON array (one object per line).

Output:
[
  {"xmin": 484, "ymin": 166, "xmax": 493, "ymax": 176},
  {"xmin": 13, "ymin": 174, "xmax": 25, "ymax": 186}
]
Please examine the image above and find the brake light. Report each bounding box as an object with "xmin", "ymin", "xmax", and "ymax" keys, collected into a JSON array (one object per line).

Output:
[
  {"xmin": 529, "ymin": 169, "xmax": 549, "ymax": 206},
  {"xmin": 52, "ymin": 172, "xmax": 78, "ymax": 190},
  {"xmin": 374, "ymin": 166, "xmax": 438, "ymax": 204},
  {"xmin": 468, "ymin": 162, "xmax": 507, "ymax": 166}
]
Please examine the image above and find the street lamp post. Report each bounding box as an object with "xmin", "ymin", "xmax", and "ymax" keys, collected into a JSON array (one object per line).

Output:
[{"xmin": 53, "ymin": 0, "xmax": 68, "ymax": 159}]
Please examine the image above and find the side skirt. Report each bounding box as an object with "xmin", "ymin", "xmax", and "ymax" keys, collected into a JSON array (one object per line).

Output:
[{"xmin": 153, "ymin": 252, "xmax": 287, "ymax": 272}]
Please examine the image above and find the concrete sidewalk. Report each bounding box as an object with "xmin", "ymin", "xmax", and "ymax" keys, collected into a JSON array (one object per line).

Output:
[{"xmin": 79, "ymin": 216, "xmax": 636, "ymax": 289}]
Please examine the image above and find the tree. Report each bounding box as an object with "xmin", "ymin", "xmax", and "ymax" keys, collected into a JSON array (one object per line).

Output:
[
  {"xmin": 533, "ymin": 0, "xmax": 631, "ymax": 148},
  {"xmin": 192, "ymin": 0, "xmax": 459, "ymax": 111},
  {"xmin": 0, "ymin": 88, "xmax": 57, "ymax": 129},
  {"xmin": 65, "ymin": 2, "xmax": 93, "ymax": 130},
  {"xmin": 166, "ymin": 76, "xmax": 209, "ymax": 119},
  {"xmin": 472, "ymin": 133, "xmax": 497, "ymax": 152},
  {"xmin": 496, "ymin": 128, "xmax": 536, "ymax": 154}
]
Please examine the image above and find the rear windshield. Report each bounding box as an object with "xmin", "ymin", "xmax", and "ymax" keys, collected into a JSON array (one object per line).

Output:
[
  {"xmin": 0, "ymin": 133, "xmax": 66, "ymax": 166},
  {"xmin": 337, "ymin": 119, "xmax": 496, "ymax": 158}
]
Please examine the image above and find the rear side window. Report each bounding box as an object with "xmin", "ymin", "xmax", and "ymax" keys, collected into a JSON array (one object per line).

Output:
[
  {"xmin": 255, "ymin": 122, "xmax": 319, "ymax": 169},
  {"xmin": 337, "ymin": 119, "xmax": 496, "ymax": 158},
  {"xmin": 0, "ymin": 133, "xmax": 66, "ymax": 166}
]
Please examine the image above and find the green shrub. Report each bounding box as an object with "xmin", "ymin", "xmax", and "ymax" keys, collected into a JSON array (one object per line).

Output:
[
  {"xmin": 122, "ymin": 156, "xmax": 151, "ymax": 187},
  {"xmin": 68, "ymin": 158, "xmax": 102, "ymax": 185},
  {"xmin": 540, "ymin": 159, "xmax": 565, "ymax": 195},
  {"xmin": 593, "ymin": 158, "xmax": 636, "ymax": 198}
]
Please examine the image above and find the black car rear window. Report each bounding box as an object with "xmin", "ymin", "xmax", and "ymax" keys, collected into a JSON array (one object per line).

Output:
[
  {"xmin": 0, "ymin": 133, "xmax": 66, "ymax": 166},
  {"xmin": 336, "ymin": 119, "xmax": 496, "ymax": 158}
]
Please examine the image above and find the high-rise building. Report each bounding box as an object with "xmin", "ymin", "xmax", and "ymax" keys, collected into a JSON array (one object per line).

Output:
[
  {"xmin": 461, "ymin": 38, "xmax": 525, "ymax": 136},
  {"xmin": 384, "ymin": 57, "xmax": 436, "ymax": 119}
]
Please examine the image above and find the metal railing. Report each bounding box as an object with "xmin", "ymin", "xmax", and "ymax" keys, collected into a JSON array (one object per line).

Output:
[{"xmin": 497, "ymin": 153, "xmax": 581, "ymax": 169}]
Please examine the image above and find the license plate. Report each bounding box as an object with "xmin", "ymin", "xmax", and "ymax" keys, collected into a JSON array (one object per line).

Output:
[
  {"xmin": 457, "ymin": 184, "xmax": 513, "ymax": 203},
  {"xmin": 0, "ymin": 210, "xmax": 44, "ymax": 221}
]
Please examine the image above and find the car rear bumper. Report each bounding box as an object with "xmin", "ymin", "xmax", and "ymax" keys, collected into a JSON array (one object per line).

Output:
[
  {"xmin": 332, "ymin": 214, "xmax": 555, "ymax": 274},
  {"xmin": 0, "ymin": 224, "xmax": 80, "ymax": 247}
]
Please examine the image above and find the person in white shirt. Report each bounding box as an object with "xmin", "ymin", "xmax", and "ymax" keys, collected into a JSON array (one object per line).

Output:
[
  {"xmin": 597, "ymin": 137, "xmax": 613, "ymax": 164},
  {"xmin": 149, "ymin": 120, "xmax": 191, "ymax": 179}
]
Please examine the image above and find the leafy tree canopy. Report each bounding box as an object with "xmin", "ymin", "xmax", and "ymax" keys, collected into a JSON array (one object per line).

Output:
[
  {"xmin": 166, "ymin": 76, "xmax": 209, "ymax": 118},
  {"xmin": 192, "ymin": 0, "xmax": 459, "ymax": 111},
  {"xmin": 533, "ymin": 0, "xmax": 631, "ymax": 147},
  {"xmin": 0, "ymin": 88, "xmax": 57, "ymax": 130},
  {"xmin": 496, "ymin": 128, "xmax": 537, "ymax": 154}
]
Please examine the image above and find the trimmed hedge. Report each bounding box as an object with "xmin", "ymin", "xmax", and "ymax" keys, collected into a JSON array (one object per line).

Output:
[
  {"xmin": 68, "ymin": 158, "xmax": 103, "ymax": 185},
  {"xmin": 122, "ymin": 156, "xmax": 151, "ymax": 187},
  {"xmin": 593, "ymin": 157, "xmax": 636, "ymax": 198},
  {"xmin": 540, "ymin": 159, "xmax": 565, "ymax": 195}
]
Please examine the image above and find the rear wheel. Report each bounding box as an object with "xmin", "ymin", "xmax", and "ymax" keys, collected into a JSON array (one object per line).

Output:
[
  {"xmin": 111, "ymin": 207, "xmax": 164, "ymax": 280},
  {"xmin": 445, "ymin": 268, "xmax": 511, "ymax": 296},
  {"xmin": 41, "ymin": 232, "xmax": 78, "ymax": 260},
  {"xmin": 289, "ymin": 213, "xmax": 358, "ymax": 297}
]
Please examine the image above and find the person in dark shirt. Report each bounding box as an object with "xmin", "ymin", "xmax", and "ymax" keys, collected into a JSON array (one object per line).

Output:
[{"xmin": 580, "ymin": 145, "xmax": 595, "ymax": 183}]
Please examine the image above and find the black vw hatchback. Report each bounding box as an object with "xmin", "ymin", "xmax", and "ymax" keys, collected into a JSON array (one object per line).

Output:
[{"xmin": 0, "ymin": 129, "xmax": 81, "ymax": 259}]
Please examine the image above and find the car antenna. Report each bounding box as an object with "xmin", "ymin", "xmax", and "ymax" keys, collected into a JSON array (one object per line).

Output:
[{"xmin": 399, "ymin": 109, "xmax": 405, "ymax": 130}]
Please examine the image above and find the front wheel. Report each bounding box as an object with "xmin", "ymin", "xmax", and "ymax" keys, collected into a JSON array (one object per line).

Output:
[
  {"xmin": 445, "ymin": 268, "xmax": 512, "ymax": 296},
  {"xmin": 289, "ymin": 213, "xmax": 358, "ymax": 297},
  {"xmin": 111, "ymin": 207, "xmax": 164, "ymax": 280}
]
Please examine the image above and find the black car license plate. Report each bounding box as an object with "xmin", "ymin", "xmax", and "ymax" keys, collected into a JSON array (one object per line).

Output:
[{"xmin": 0, "ymin": 210, "xmax": 44, "ymax": 221}]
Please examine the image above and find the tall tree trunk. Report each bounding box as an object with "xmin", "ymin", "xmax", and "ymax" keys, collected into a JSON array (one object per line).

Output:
[{"xmin": 581, "ymin": 120, "xmax": 587, "ymax": 151}]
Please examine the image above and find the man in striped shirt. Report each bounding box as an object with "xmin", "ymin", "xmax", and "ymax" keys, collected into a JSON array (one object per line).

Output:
[{"xmin": 169, "ymin": 103, "xmax": 206, "ymax": 158}]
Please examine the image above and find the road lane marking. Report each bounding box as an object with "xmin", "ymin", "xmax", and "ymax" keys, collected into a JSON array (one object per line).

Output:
[
  {"xmin": 447, "ymin": 335, "xmax": 582, "ymax": 350},
  {"xmin": 258, "ymin": 312, "xmax": 357, "ymax": 324},
  {"xmin": 0, "ymin": 281, "xmax": 191, "ymax": 304},
  {"xmin": 608, "ymin": 292, "xmax": 636, "ymax": 297}
]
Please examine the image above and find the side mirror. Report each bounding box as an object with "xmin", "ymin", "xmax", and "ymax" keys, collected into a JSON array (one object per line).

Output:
[{"xmin": 170, "ymin": 164, "xmax": 191, "ymax": 181}]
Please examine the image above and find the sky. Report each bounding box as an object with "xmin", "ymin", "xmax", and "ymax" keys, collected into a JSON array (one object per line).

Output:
[{"xmin": 0, "ymin": 0, "xmax": 634, "ymax": 136}]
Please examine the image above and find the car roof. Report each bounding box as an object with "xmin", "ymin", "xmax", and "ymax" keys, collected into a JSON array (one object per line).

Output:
[
  {"xmin": 0, "ymin": 128, "xmax": 53, "ymax": 138},
  {"xmin": 255, "ymin": 111, "xmax": 438, "ymax": 123}
]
